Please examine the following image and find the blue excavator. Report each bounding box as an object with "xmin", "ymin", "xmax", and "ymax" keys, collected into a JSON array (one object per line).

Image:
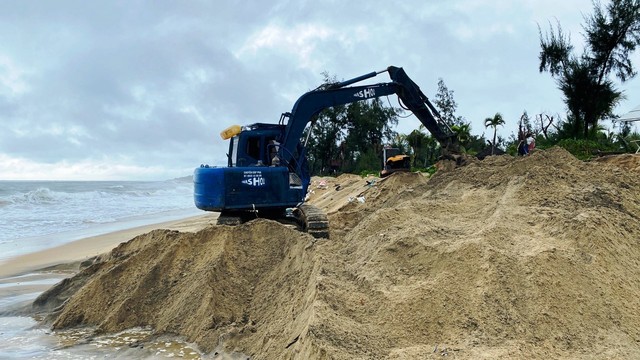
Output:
[{"xmin": 194, "ymin": 66, "xmax": 461, "ymax": 238}]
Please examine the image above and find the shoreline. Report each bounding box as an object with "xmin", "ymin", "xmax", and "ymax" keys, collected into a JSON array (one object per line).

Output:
[{"xmin": 0, "ymin": 213, "xmax": 219, "ymax": 279}]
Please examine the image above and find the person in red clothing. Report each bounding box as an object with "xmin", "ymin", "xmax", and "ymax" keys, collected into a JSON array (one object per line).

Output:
[{"xmin": 526, "ymin": 133, "xmax": 535, "ymax": 153}]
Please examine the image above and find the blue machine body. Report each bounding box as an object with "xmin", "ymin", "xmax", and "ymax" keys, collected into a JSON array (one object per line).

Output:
[
  {"xmin": 194, "ymin": 166, "xmax": 307, "ymax": 211},
  {"xmin": 194, "ymin": 123, "xmax": 310, "ymax": 212}
]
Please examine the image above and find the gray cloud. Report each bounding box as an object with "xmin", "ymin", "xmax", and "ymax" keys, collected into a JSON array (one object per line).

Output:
[{"xmin": 0, "ymin": 0, "xmax": 637, "ymax": 180}]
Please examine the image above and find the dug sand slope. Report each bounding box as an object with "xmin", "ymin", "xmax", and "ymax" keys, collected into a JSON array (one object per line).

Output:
[
  {"xmin": 36, "ymin": 221, "xmax": 322, "ymax": 357},
  {"xmin": 316, "ymin": 148, "xmax": 640, "ymax": 358},
  {"xmin": 36, "ymin": 147, "xmax": 640, "ymax": 359}
]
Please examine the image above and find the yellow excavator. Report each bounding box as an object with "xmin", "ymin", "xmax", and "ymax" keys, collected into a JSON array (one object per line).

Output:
[{"xmin": 380, "ymin": 147, "xmax": 411, "ymax": 177}]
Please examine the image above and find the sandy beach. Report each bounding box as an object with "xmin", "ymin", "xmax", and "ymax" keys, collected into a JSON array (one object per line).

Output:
[{"xmin": 0, "ymin": 213, "xmax": 219, "ymax": 279}]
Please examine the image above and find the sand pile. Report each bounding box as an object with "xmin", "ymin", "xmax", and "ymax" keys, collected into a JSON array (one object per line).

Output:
[
  {"xmin": 35, "ymin": 221, "xmax": 320, "ymax": 357},
  {"xmin": 34, "ymin": 147, "xmax": 640, "ymax": 359},
  {"xmin": 592, "ymin": 153, "xmax": 640, "ymax": 172}
]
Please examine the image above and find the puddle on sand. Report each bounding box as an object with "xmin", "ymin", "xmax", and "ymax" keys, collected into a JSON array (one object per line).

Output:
[
  {"xmin": 51, "ymin": 326, "xmax": 205, "ymax": 359},
  {"xmin": 1, "ymin": 319, "xmax": 250, "ymax": 359},
  {"xmin": 51, "ymin": 326, "xmax": 250, "ymax": 359}
]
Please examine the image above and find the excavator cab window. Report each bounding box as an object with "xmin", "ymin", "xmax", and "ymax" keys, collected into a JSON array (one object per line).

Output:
[
  {"xmin": 229, "ymin": 136, "xmax": 239, "ymax": 167},
  {"xmin": 233, "ymin": 126, "xmax": 285, "ymax": 167},
  {"xmin": 234, "ymin": 135, "xmax": 258, "ymax": 167},
  {"xmin": 265, "ymin": 136, "xmax": 278, "ymax": 165},
  {"xmin": 246, "ymin": 137, "xmax": 261, "ymax": 162},
  {"xmin": 243, "ymin": 135, "xmax": 278, "ymax": 166}
]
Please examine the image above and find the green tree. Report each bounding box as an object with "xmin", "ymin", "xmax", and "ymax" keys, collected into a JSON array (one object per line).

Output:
[
  {"xmin": 388, "ymin": 133, "xmax": 410, "ymax": 155},
  {"xmin": 303, "ymin": 72, "xmax": 348, "ymax": 175},
  {"xmin": 406, "ymin": 128, "xmax": 426, "ymax": 167},
  {"xmin": 342, "ymin": 98, "xmax": 401, "ymax": 172},
  {"xmin": 434, "ymin": 78, "xmax": 465, "ymax": 127},
  {"xmin": 304, "ymin": 105, "xmax": 347, "ymax": 175},
  {"xmin": 519, "ymin": 111, "xmax": 533, "ymax": 139},
  {"xmin": 406, "ymin": 126, "xmax": 440, "ymax": 167},
  {"xmin": 303, "ymin": 73, "xmax": 402, "ymax": 175},
  {"xmin": 538, "ymin": 0, "xmax": 640, "ymax": 138},
  {"xmin": 451, "ymin": 123, "xmax": 472, "ymax": 148},
  {"xmin": 484, "ymin": 113, "xmax": 506, "ymax": 155},
  {"xmin": 431, "ymin": 77, "xmax": 490, "ymax": 154}
]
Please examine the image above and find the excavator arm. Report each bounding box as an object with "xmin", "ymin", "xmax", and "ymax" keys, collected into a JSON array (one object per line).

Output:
[
  {"xmin": 386, "ymin": 66, "xmax": 459, "ymax": 153},
  {"xmin": 279, "ymin": 66, "xmax": 460, "ymax": 164}
]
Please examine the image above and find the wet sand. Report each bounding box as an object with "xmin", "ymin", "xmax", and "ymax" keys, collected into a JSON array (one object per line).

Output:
[{"xmin": 0, "ymin": 213, "xmax": 219, "ymax": 279}]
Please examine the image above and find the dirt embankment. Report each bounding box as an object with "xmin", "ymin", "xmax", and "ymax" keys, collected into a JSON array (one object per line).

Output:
[{"xmin": 34, "ymin": 148, "xmax": 640, "ymax": 359}]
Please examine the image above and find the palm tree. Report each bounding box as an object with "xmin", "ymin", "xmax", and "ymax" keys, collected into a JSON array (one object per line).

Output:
[
  {"xmin": 484, "ymin": 113, "xmax": 505, "ymax": 155},
  {"xmin": 451, "ymin": 123, "xmax": 471, "ymax": 148}
]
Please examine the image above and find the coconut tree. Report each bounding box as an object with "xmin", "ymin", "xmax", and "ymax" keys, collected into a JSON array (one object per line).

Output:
[{"xmin": 484, "ymin": 113, "xmax": 505, "ymax": 155}]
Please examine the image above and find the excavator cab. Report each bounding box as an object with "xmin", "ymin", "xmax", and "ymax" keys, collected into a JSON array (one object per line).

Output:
[
  {"xmin": 193, "ymin": 123, "xmax": 318, "ymax": 232},
  {"xmin": 225, "ymin": 124, "xmax": 284, "ymax": 167}
]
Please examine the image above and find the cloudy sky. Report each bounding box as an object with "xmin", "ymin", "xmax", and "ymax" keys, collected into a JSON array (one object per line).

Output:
[{"xmin": 1, "ymin": 0, "xmax": 639, "ymax": 180}]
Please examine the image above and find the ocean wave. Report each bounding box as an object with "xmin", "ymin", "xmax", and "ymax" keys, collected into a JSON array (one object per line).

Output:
[
  {"xmin": 0, "ymin": 180, "xmax": 196, "ymax": 244},
  {"xmin": 82, "ymin": 217, "xmax": 117, "ymax": 224},
  {"xmin": 1, "ymin": 184, "xmax": 192, "ymax": 206},
  {"xmin": 170, "ymin": 175, "xmax": 193, "ymax": 183},
  {"xmin": 8, "ymin": 187, "xmax": 61, "ymax": 205}
]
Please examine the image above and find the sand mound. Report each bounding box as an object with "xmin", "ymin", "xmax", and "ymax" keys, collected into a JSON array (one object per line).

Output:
[
  {"xmin": 35, "ymin": 147, "xmax": 640, "ymax": 359},
  {"xmin": 35, "ymin": 221, "xmax": 320, "ymax": 357},
  {"xmin": 592, "ymin": 153, "xmax": 640, "ymax": 172}
]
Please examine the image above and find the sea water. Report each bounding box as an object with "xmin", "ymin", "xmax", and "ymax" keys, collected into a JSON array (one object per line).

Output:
[
  {"xmin": 0, "ymin": 177, "xmax": 212, "ymax": 359},
  {"xmin": 0, "ymin": 178, "xmax": 201, "ymax": 260}
]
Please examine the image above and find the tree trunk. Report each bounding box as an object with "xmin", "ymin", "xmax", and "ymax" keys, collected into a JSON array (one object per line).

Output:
[{"xmin": 491, "ymin": 128, "xmax": 497, "ymax": 155}]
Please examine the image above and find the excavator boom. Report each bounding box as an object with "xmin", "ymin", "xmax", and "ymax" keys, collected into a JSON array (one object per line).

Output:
[{"xmin": 279, "ymin": 66, "xmax": 458, "ymax": 164}]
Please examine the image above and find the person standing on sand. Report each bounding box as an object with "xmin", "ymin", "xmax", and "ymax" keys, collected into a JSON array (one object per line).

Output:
[
  {"xmin": 518, "ymin": 136, "xmax": 528, "ymax": 156},
  {"xmin": 526, "ymin": 133, "xmax": 535, "ymax": 153}
]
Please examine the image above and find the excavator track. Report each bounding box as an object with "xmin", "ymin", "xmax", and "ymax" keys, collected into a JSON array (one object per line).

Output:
[
  {"xmin": 294, "ymin": 204, "xmax": 330, "ymax": 239},
  {"xmin": 216, "ymin": 213, "xmax": 246, "ymax": 226},
  {"xmin": 217, "ymin": 206, "xmax": 329, "ymax": 239}
]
